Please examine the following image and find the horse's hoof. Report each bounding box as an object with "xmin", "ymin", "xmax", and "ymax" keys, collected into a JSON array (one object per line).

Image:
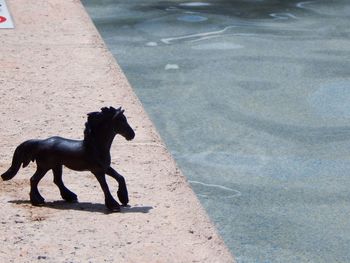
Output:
[
  {"xmin": 30, "ymin": 193, "xmax": 45, "ymax": 206},
  {"xmin": 32, "ymin": 202, "xmax": 45, "ymax": 207},
  {"xmin": 117, "ymin": 190, "xmax": 129, "ymax": 206},
  {"xmin": 30, "ymin": 198, "xmax": 45, "ymax": 206},
  {"xmin": 106, "ymin": 204, "xmax": 121, "ymax": 212},
  {"xmin": 61, "ymin": 190, "xmax": 78, "ymax": 203},
  {"xmin": 108, "ymin": 206, "xmax": 121, "ymax": 213},
  {"xmin": 106, "ymin": 199, "xmax": 121, "ymax": 212},
  {"xmin": 66, "ymin": 198, "xmax": 78, "ymax": 203}
]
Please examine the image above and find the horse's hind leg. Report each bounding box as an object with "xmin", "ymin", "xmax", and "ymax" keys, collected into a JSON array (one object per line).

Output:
[
  {"xmin": 53, "ymin": 166, "xmax": 77, "ymax": 202},
  {"xmin": 30, "ymin": 167, "xmax": 48, "ymax": 206}
]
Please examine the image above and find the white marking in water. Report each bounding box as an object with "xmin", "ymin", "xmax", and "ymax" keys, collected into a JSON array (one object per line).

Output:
[
  {"xmin": 166, "ymin": 6, "xmax": 178, "ymax": 11},
  {"xmin": 270, "ymin": 12, "xmax": 298, "ymax": 20},
  {"xmin": 189, "ymin": 180, "xmax": 242, "ymax": 198},
  {"xmin": 146, "ymin": 41, "xmax": 158, "ymax": 47},
  {"xmin": 189, "ymin": 33, "xmax": 254, "ymax": 43},
  {"xmin": 165, "ymin": 64, "xmax": 179, "ymax": 70},
  {"xmin": 179, "ymin": 2, "xmax": 211, "ymax": 7},
  {"xmin": 189, "ymin": 35, "xmax": 220, "ymax": 43},
  {"xmin": 161, "ymin": 26, "xmax": 236, "ymax": 44},
  {"xmin": 296, "ymin": 1, "xmax": 314, "ymax": 9}
]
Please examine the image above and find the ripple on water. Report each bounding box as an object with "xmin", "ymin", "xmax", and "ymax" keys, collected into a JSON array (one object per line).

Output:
[
  {"xmin": 192, "ymin": 42, "xmax": 243, "ymax": 50},
  {"xmin": 309, "ymin": 81, "xmax": 350, "ymax": 119},
  {"xmin": 189, "ymin": 180, "xmax": 241, "ymax": 199},
  {"xmin": 177, "ymin": 14, "xmax": 208, "ymax": 22}
]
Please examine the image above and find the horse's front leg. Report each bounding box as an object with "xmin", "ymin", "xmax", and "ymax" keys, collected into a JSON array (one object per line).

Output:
[
  {"xmin": 106, "ymin": 167, "xmax": 129, "ymax": 206},
  {"xmin": 93, "ymin": 172, "xmax": 120, "ymax": 212}
]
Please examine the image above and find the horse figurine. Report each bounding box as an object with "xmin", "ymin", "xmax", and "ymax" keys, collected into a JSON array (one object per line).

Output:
[{"xmin": 1, "ymin": 106, "xmax": 135, "ymax": 212}]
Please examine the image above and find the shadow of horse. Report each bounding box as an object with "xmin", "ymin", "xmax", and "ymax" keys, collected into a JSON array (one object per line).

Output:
[{"xmin": 9, "ymin": 200, "xmax": 153, "ymax": 214}]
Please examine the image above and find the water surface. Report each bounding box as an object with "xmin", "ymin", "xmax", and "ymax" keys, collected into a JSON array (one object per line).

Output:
[{"xmin": 83, "ymin": 1, "xmax": 350, "ymax": 262}]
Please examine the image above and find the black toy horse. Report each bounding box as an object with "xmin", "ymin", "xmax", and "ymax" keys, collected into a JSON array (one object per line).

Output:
[{"xmin": 1, "ymin": 106, "xmax": 135, "ymax": 212}]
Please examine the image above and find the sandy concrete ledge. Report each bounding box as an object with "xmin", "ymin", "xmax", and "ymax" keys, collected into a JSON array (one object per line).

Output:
[{"xmin": 0, "ymin": 0, "xmax": 234, "ymax": 262}]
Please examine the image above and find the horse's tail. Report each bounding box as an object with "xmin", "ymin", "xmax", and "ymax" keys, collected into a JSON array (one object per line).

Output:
[{"xmin": 1, "ymin": 140, "xmax": 39, "ymax": 181}]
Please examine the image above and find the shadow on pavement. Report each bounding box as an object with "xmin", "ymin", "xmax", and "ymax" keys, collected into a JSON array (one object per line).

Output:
[{"xmin": 9, "ymin": 199, "xmax": 153, "ymax": 214}]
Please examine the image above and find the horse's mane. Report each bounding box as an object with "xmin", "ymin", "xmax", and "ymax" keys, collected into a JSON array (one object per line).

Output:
[{"xmin": 83, "ymin": 107, "xmax": 121, "ymax": 143}]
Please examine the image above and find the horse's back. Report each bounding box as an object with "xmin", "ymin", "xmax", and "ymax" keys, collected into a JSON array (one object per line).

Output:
[
  {"xmin": 36, "ymin": 136, "xmax": 82, "ymax": 154},
  {"xmin": 40, "ymin": 136, "xmax": 80, "ymax": 148},
  {"xmin": 32, "ymin": 136, "xmax": 86, "ymax": 169}
]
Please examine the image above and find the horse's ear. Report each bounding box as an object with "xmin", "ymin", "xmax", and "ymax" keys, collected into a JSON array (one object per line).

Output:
[
  {"xmin": 115, "ymin": 106, "xmax": 124, "ymax": 115},
  {"xmin": 101, "ymin": 107, "xmax": 109, "ymax": 113},
  {"xmin": 113, "ymin": 109, "xmax": 124, "ymax": 119},
  {"xmin": 87, "ymin": 111, "xmax": 98, "ymax": 117}
]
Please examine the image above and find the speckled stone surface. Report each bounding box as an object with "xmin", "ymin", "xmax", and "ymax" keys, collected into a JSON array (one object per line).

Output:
[{"xmin": 0, "ymin": 1, "xmax": 234, "ymax": 262}]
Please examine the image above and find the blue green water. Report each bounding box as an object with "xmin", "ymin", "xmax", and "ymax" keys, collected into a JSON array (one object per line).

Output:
[{"xmin": 83, "ymin": 1, "xmax": 350, "ymax": 262}]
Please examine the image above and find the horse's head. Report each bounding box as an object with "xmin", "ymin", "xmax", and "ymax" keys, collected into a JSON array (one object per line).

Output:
[
  {"xmin": 85, "ymin": 107, "xmax": 135, "ymax": 143},
  {"xmin": 112, "ymin": 107, "xmax": 135, "ymax": 141}
]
